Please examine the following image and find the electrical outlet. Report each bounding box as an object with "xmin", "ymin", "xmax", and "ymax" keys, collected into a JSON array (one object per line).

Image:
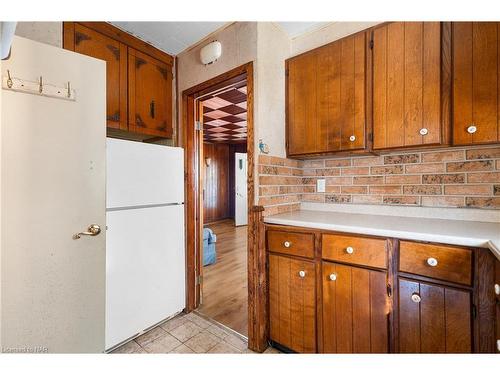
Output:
[{"xmin": 317, "ymin": 178, "xmax": 326, "ymax": 193}]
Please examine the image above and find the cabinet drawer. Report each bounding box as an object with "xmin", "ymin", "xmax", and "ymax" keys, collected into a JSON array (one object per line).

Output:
[
  {"xmin": 267, "ymin": 230, "xmax": 314, "ymax": 259},
  {"xmin": 399, "ymin": 241, "xmax": 472, "ymax": 285},
  {"xmin": 322, "ymin": 234, "xmax": 387, "ymax": 269}
]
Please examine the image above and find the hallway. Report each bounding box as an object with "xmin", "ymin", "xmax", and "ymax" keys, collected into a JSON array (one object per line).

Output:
[{"xmin": 198, "ymin": 219, "xmax": 248, "ymax": 336}]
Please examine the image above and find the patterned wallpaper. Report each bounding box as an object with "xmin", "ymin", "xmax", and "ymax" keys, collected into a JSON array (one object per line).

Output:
[{"xmin": 258, "ymin": 146, "xmax": 500, "ymax": 216}]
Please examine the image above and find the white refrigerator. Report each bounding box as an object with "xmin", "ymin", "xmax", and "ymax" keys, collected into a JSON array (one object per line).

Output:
[{"xmin": 105, "ymin": 138, "xmax": 185, "ymax": 350}]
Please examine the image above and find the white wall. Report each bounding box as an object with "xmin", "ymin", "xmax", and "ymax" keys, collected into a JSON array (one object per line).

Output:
[{"xmin": 14, "ymin": 22, "xmax": 62, "ymax": 48}]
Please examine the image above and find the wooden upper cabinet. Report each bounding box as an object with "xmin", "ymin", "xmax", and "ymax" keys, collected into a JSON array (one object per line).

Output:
[
  {"xmin": 269, "ymin": 254, "xmax": 316, "ymax": 353},
  {"xmin": 372, "ymin": 22, "xmax": 447, "ymax": 149},
  {"xmin": 63, "ymin": 22, "xmax": 174, "ymax": 139},
  {"xmin": 286, "ymin": 32, "xmax": 367, "ymax": 156},
  {"xmin": 70, "ymin": 23, "xmax": 127, "ymax": 130},
  {"xmin": 128, "ymin": 49, "xmax": 173, "ymax": 138},
  {"xmin": 398, "ymin": 278, "xmax": 472, "ymax": 353},
  {"xmin": 322, "ymin": 262, "xmax": 389, "ymax": 353},
  {"xmin": 453, "ymin": 22, "xmax": 500, "ymax": 145}
]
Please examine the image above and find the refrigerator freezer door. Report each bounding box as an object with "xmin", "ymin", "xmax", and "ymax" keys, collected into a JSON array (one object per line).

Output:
[
  {"xmin": 105, "ymin": 204, "xmax": 185, "ymax": 349},
  {"xmin": 106, "ymin": 138, "xmax": 184, "ymax": 208}
]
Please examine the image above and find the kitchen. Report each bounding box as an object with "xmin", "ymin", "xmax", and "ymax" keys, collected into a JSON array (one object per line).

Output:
[{"xmin": 0, "ymin": 1, "xmax": 499, "ymax": 372}]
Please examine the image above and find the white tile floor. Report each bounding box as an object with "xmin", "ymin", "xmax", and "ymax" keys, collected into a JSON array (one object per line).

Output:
[{"xmin": 111, "ymin": 312, "xmax": 280, "ymax": 354}]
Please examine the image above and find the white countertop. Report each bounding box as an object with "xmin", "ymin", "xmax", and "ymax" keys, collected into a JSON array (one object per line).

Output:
[{"xmin": 263, "ymin": 209, "xmax": 500, "ymax": 260}]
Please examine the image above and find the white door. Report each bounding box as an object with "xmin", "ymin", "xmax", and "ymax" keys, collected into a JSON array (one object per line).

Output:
[
  {"xmin": 234, "ymin": 152, "xmax": 248, "ymax": 226},
  {"xmin": 0, "ymin": 37, "xmax": 106, "ymax": 353}
]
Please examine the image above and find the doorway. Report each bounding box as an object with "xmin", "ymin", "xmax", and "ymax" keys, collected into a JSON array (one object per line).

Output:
[
  {"xmin": 197, "ymin": 80, "xmax": 248, "ymax": 335},
  {"xmin": 182, "ymin": 63, "xmax": 258, "ymax": 343}
]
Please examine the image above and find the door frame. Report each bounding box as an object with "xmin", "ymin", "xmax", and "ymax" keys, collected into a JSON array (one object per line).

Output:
[{"xmin": 182, "ymin": 62, "xmax": 267, "ymax": 351}]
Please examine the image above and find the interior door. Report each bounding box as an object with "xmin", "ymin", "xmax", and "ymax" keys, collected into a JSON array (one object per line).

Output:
[
  {"xmin": 1, "ymin": 37, "xmax": 106, "ymax": 352},
  {"xmin": 234, "ymin": 152, "xmax": 248, "ymax": 226}
]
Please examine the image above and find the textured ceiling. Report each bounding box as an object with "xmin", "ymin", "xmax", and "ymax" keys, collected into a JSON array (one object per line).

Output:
[
  {"xmin": 276, "ymin": 22, "xmax": 329, "ymax": 38},
  {"xmin": 110, "ymin": 22, "xmax": 227, "ymax": 55},
  {"xmin": 202, "ymin": 83, "xmax": 247, "ymax": 144}
]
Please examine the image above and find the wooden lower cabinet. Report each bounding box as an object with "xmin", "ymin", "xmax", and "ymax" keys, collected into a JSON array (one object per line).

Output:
[
  {"xmin": 266, "ymin": 225, "xmax": 498, "ymax": 353},
  {"xmin": 398, "ymin": 278, "xmax": 472, "ymax": 353},
  {"xmin": 269, "ymin": 254, "xmax": 316, "ymax": 353},
  {"xmin": 322, "ymin": 262, "xmax": 389, "ymax": 353}
]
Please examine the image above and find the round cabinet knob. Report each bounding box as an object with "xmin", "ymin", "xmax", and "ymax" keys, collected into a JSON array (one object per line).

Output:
[
  {"xmin": 329, "ymin": 273, "xmax": 337, "ymax": 281},
  {"xmin": 411, "ymin": 293, "xmax": 421, "ymax": 303},
  {"xmin": 349, "ymin": 135, "xmax": 356, "ymax": 142},
  {"xmin": 283, "ymin": 241, "xmax": 291, "ymax": 248},
  {"xmin": 298, "ymin": 270, "xmax": 306, "ymax": 278},
  {"xmin": 494, "ymin": 283, "xmax": 500, "ymax": 296},
  {"xmin": 427, "ymin": 257, "xmax": 438, "ymax": 267},
  {"xmin": 419, "ymin": 128, "xmax": 428, "ymax": 136},
  {"xmin": 346, "ymin": 246, "xmax": 354, "ymax": 254},
  {"xmin": 467, "ymin": 125, "xmax": 477, "ymax": 134}
]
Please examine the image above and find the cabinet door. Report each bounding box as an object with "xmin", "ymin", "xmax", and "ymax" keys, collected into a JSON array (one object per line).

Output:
[
  {"xmin": 287, "ymin": 33, "xmax": 366, "ymax": 156},
  {"xmin": 317, "ymin": 33, "xmax": 367, "ymax": 153},
  {"xmin": 287, "ymin": 51, "xmax": 318, "ymax": 155},
  {"xmin": 322, "ymin": 262, "xmax": 389, "ymax": 353},
  {"xmin": 128, "ymin": 48, "xmax": 173, "ymax": 138},
  {"xmin": 73, "ymin": 23, "xmax": 127, "ymax": 130},
  {"xmin": 269, "ymin": 254, "xmax": 316, "ymax": 353},
  {"xmin": 398, "ymin": 278, "xmax": 472, "ymax": 353},
  {"xmin": 373, "ymin": 22, "xmax": 443, "ymax": 149},
  {"xmin": 453, "ymin": 22, "xmax": 500, "ymax": 145}
]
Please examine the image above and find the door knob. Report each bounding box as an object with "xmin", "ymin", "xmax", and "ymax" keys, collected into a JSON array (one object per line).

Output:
[
  {"xmin": 426, "ymin": 257, "xmax": 438, "ymax": 267},
  {"xmin": 467, "ymin": 125, "xmax": 477, "ymax": 134},
  {"xmin": 73, "ymin": 224, "xmax": 101, "ymax": 240},
  {"xmin": 411, "ymin": 293, "xmax": 421, "ymax": 303}
]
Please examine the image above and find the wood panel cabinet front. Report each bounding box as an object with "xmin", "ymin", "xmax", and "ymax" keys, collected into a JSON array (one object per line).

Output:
[
  {"xmin": 372, "ymin": 22, "xmax": 446, "ymax": 149},
  {"xmin": 322, "ymin": 262, "xmax": 389, "ymax": 353},
  {"xmin": 71, "ymin": 23, "xmax": 127, "ymax": 130},
  {"xmin": 453, "ymin": 22, "xmax": 500, "ymax": 145},
  {"xmin": 398, "ymin": 278, "xmax": 472, "ymax": 353},
  {"xmin": 128, "ymin": 48, "xmax": 173, "ymax": 138},
  {"xmin": 269, "ymin": 254, "xmax": 316, "ymax": 352},
  {"xmin": 286, "ymin": 32, "xmax": 367, "ymax": 156}
]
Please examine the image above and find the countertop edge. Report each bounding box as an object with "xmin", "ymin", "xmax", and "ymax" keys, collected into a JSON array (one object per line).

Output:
[{"xmin": 263, "ymin": 216, "xmax": 500, "ymax": 261}]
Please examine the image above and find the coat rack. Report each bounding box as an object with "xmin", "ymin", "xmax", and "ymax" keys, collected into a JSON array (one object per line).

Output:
[{"xmin": 2, "ymin": 70, "xmax": 76, "ymax": 101}]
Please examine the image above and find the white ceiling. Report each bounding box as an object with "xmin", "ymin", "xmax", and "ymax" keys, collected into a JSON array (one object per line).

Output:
[
  {"xmin": 276, "ymin": 22, "xmax": 329, "ymax": 38},
  {"xmin": 110, "ymin": 22, "xmax": 227, "ymax": 55},
  {"xmin": 110, "ymin": 22, "xmax": 329, "ymax": 56}
]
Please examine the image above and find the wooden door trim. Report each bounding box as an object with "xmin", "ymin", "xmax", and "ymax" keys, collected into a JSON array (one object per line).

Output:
[{"xmin": 182, "ymin": 62, "xmax": 267, "ymax": 351}]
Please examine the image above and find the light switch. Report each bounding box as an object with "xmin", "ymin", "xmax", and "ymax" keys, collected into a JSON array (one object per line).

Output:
[{"xmin": 317, "ymin": 178, "xmax": 326, "ymax": 193}]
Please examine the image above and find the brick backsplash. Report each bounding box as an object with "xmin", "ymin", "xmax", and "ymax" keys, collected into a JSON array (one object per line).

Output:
[{"xmin": 258, "ymin": 146, "xmax": 500, "ymax": 215}]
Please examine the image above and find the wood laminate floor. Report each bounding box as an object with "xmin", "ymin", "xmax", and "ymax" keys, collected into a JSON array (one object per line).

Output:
[{"xmin": 198, "ymin": 219, "xmax": 248, "ymax": 337}]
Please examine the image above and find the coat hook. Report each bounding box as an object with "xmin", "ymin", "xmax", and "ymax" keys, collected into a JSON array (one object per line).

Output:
[
  {"xmin": 39, "ymin": 76, "xmax": 43, "ymax": 94},
  {"xmin": 6, "ymin": 70, "xmax": 13, "ymax": 88},
  {"xmin": 67, "ymin": 81, "xmax": 71, "ymax": 98}
]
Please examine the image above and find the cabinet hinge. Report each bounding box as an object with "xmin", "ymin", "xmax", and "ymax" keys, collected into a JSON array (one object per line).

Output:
[
  {"xmin": 386, "ymin": 284, "xmax": 392, "ymax": 297},
  {"xmin": 195, "ymin": 120, "xmax": 202, "ymax": 131},
  {"xmin": 196, "ymin": 275, "xmax": 203, "ymax": 285},
  {"xmin": 472, "ymin": 304, "xmax": 477, "ymax": 320},
  {"xmin": 369, "ymin": 39, "xmax": 374, "ymax": 49},
  {"xmin": 285, "ymin": 68, "xmax": 289, "ymax": 77}
]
